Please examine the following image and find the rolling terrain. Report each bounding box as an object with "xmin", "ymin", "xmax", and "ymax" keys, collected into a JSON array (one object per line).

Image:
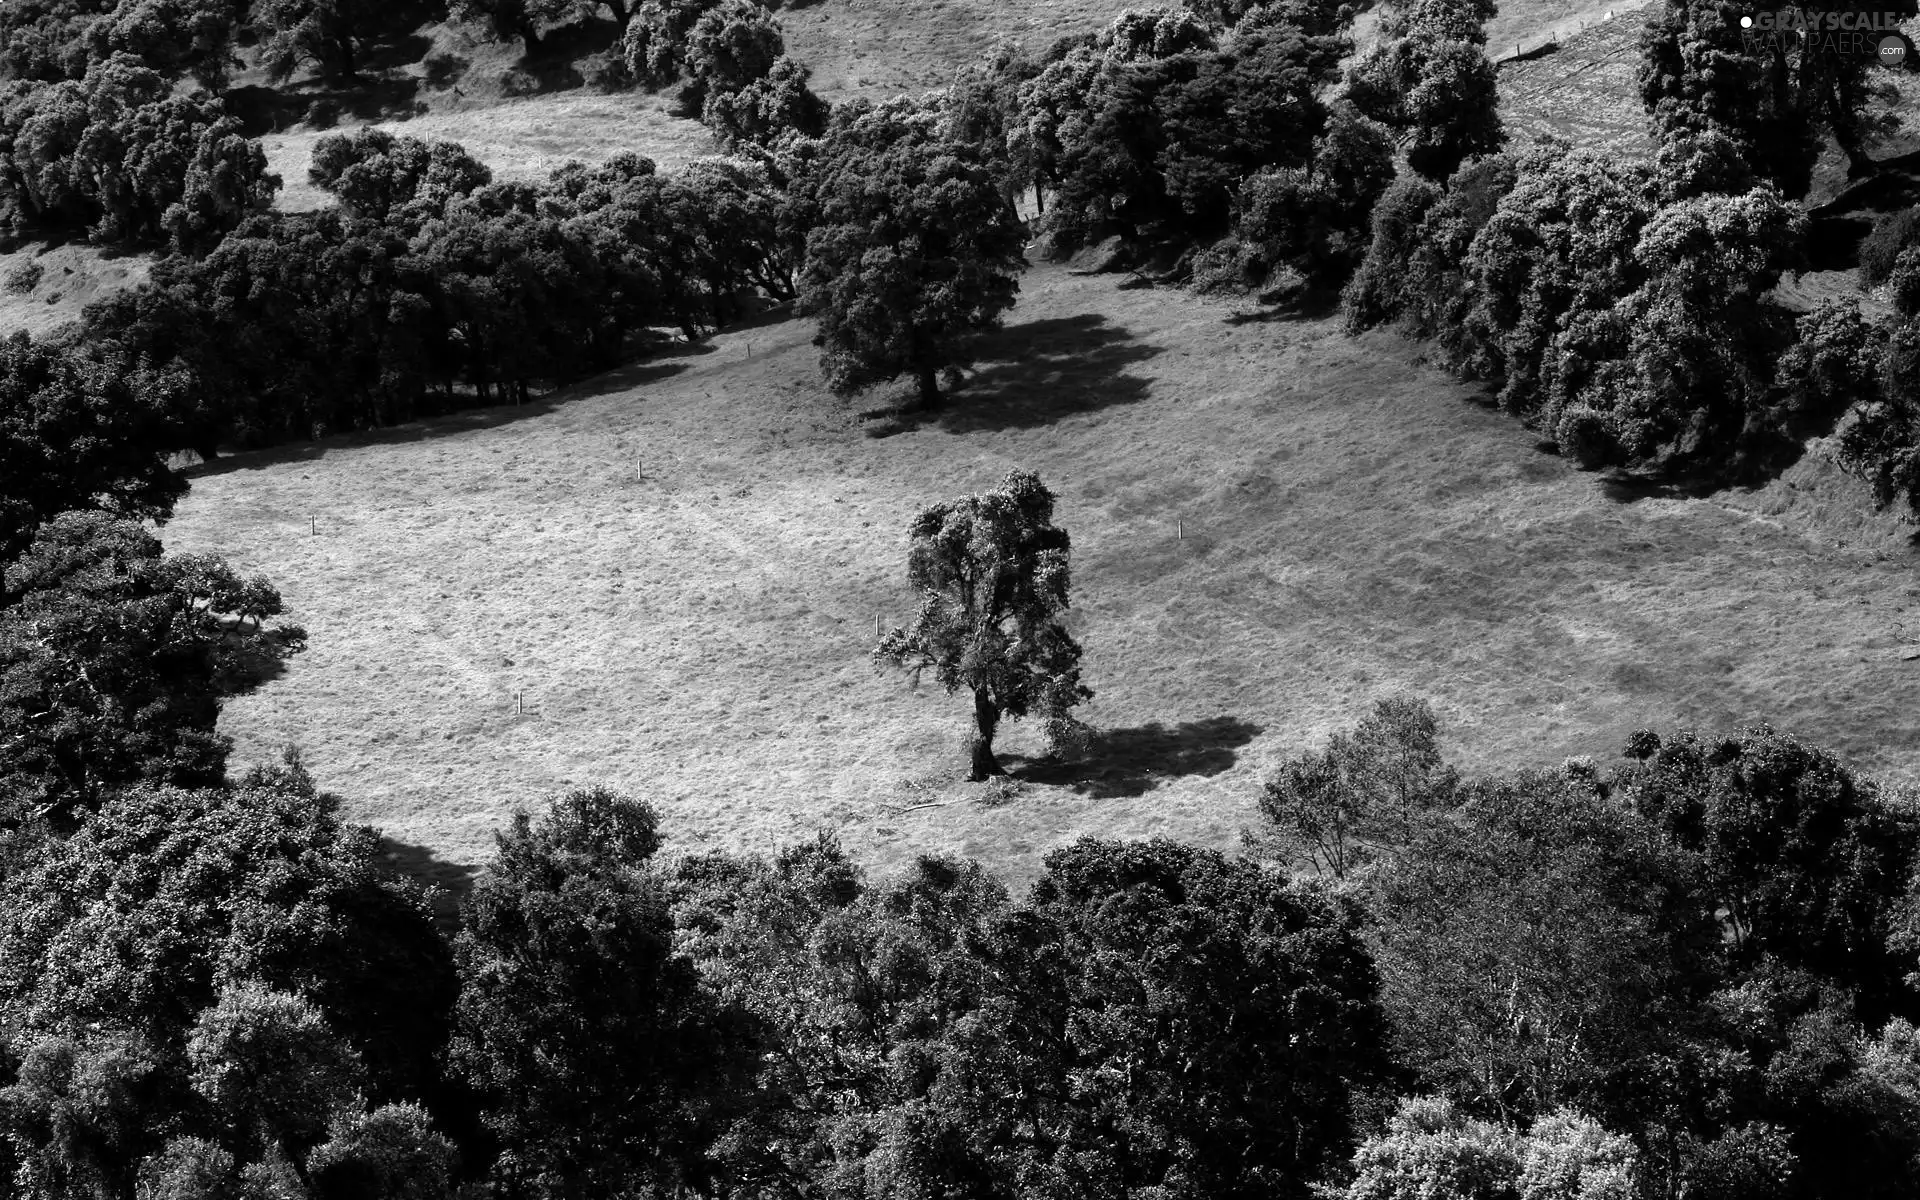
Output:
[{"xmin": 161, "ymin": 260, "xmax": 1920, "ymax": 888}]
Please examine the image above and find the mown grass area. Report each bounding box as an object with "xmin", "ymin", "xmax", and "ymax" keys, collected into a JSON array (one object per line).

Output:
[{"xmin": 159, "ymin": 261, "xmax": 1920, "ymax": 889}]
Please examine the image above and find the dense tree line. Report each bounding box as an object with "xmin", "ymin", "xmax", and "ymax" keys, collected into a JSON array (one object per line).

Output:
[
  {"xmin": 1257, "ymin": 698, "xmax": 1920, "ymax": 1200},
  {"xmin": 76, "ymin": 130, "xmax": 798, "ymax": 450},
  {"xmin": 1639, "ymin": 0, "xmax": 1920, "ymax": 199},
  {"xmin": 0, "ymin": 53, "xmax": 276, "ymax": 251},
  {"xmin": 1327, "ymin": 0, "xmax": 1920, "ymax": 486},
  {"xmin": 1337, "ymin": 122, "xmax": 1893, "ymax": 480}
]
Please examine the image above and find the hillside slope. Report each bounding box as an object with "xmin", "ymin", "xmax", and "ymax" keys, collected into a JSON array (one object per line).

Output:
[{"xmin": 158, "ymin": 262, "xmax": 1920, "ymax": 888}]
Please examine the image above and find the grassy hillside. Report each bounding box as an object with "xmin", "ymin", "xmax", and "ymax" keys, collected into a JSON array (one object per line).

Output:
[
  {"xmin": 265, "ymin": 91, "xmax": 716, "ymax": 210},
  {"xmin": 159, "ymin": 261, "xmax": 1920, "ymax": 890},
  {"xmin": 0, "ymin": 242, "xmax": 151, "ymax": 340},
  {"xmin": 1498, "ymin": 8, "xmax": 1653, "ymax": 156}
]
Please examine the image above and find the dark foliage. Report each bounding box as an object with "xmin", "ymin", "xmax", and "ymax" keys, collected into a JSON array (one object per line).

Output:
[
  {"xmin": 0, "ymin": 54, "xmax": 277, "ymax": 251},
  {"xmin": 795, "ymin": 98, "xmax": 1026, "ymax": 405},
  {"xmin": 0, "ymin": 514, "xmax": 305, "ymax": 829}
]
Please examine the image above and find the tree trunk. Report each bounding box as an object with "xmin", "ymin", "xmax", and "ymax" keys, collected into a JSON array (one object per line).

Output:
[
  {"xmin": 968, "ymin": 689, "xmax": 1004, "ymax": 781},
  {"xmin": 1034, "ymin": 181, "xmax": 1044, "ymax": 215},
  {"xmin": 606, "ymin": 0, "xmax": 630, "ymax": 28},
  {"xmin": 1830, "ymin": 74, "xmax": 1873, "ymax": 179}
]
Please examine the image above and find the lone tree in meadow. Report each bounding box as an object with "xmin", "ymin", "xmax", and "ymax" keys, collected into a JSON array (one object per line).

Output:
[
  {"xmin": 875, "ymin": 469, "xmax": 1091, "ymax": 781},
  {"xmin": 796, "ymin": 99, "xmax": 1026, "ymax": 409}
]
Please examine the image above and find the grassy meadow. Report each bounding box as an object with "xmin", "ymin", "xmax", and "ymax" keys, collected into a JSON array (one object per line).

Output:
[
  {"xmin": 13, "ymin": 0, "xmax": 1920, "ymax": 893},
  {"xmin": 160, "ymin": 261, "xmax": 1920, "ymax": 890}
]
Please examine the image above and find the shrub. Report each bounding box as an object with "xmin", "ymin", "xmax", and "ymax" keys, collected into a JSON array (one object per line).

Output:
[
  {"xmin": 422, "ymin": 50, "xmax": 470, "ymax": 89},
  {"xmin": 1861, "ymin": 207, "xmax": 1920, "ymax": 289},
  {"xmin": 2, "ymin": 260, "xmax": 43, "ymax": 294}
]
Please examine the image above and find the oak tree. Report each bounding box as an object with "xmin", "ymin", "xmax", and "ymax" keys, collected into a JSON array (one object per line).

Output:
[
  {"xmin": 875, "ymin": 469, "xmax": 1090, "ymax": 781},
  {"xmin": 796, "ymin": 99, "xmax": 1025, "ymax": 406}
]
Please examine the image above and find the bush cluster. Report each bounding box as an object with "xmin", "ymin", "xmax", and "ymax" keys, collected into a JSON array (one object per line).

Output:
[
  {"xmin": 1341, "ymin": 132, "xmax": 1840, "ymax": 478},
  {"xmin": 0, "ymin": 53, "xmax": 277, "ymax": 252},
  {"xmin": 81, "ymin": 131, "xmax": 798, "ymax": 450}
]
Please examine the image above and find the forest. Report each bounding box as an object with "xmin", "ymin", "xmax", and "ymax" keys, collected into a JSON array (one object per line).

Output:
[{"xmin": 3, "ymin": 0, "xmax": 1920, "ymax": 1194}]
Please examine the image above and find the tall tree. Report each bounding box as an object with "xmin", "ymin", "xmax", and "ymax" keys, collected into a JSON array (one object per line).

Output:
[
  {"xmin": 1638, "ymin": 0, "xmax": 1911, "ymax": 194},
  {"xmin": 307, "ymin": 129, "xmax": 493, "ymax": 227},
  {"xmin": 1253, "ymin": 694, "xmax": 1458, "ymax": 878},
  {"xmin": 952, "ymin": 838, "xmax": 1392, "ymax": 1200},
  {"xmin": 795, "ymin": 98, "xmax": 1025, "ymax": 407},
  {"xmin": 0, "ymin": 754, "xmax": 455, "ymax": 1110},
  {"xmin": 875, "ymin": 469, "xmax": 1091, "ymax": 781},
  {"xmin": 1616, "ymin": 725, "xmax": 1920, "ymax": 1022},
  {"xmin": 0, "ymin": 514, "xmax": 304, "ymax": 827},
  {"xmin": 0, "ymin": 336, "xmax": 198, "ymax": 560},
  {"xmin": 1367, "ymin": 766, "xmax": 1713, "ymax": 1121},
  {"xmin": 448, "ymin": 787, "xmax": 742, "ymax": 1200},
  {"xmin": 1343, "ymin": 0, "xmax": 1503, "ymax": 179}
]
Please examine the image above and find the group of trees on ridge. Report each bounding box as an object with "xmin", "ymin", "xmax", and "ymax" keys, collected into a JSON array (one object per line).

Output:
[
  {"xmin": 11, "ymin": 0, "xmax": 1920, "ymax": 519},
  {"xmin": 5, "ymin": 475, "xmax": 1920, "ymax": 1198}
]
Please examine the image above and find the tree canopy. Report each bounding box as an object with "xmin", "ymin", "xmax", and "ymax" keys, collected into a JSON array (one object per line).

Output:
[{"xmin": 796, "ymin": 98, "xmax": 1026, "ymax": 406}]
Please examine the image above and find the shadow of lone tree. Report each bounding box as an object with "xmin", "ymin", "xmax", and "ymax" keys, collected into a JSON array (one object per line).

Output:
[{"xmin": 1010, "ymin": 715, "xmax": 1265, "ymax": 799}]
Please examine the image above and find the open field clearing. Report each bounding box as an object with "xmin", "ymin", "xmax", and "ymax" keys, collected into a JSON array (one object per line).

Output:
[
  {"xmin": 265, "ymin": 91, "xmax": 716, "ymax": 211},
  {"xmin": 160, "ymin": 261, "xmax": 1920, "ymax": 889}
]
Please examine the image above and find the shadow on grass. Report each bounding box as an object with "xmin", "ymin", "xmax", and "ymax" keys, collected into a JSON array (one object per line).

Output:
[
  {"xmin": 1007, "ymin": 715, "xmax": 1263, "ymax": 799},
  {"xmin": 212, "ymin": 627, "xmax": 304, "ymax": 696},
  {"xmin": 1222, "ymin": 286, "xmax": 1343, "ymax": 325},
  {"xmin": 1812, "ymin": 148, "xmax": 1920, "ymax": 219},
  {"xmin": 379, "ymin": 835, "xmax": 482, "ymax": 930},
  {"xmin": 227, "ymin": 70, "xmax": 424, "ymax": 137},
  {"xmin": 1806, "ymin": 212, "xmax": 1875, "ymax": 274},
  {"xmin": 875, "ymin": 313, "xmax": 1162, "ymax": 435},
  {"xmin": 187, "ymin": 359, "xmax": 689, "ymax": 478}
]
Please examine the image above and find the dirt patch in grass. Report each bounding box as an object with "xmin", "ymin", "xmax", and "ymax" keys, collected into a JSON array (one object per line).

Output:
[{"xmin": 159, "ymin": 262, "xmax": 1920, "ymax": 890}]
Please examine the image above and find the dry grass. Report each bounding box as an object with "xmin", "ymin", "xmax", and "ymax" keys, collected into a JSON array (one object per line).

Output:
[
  {"xmin": 157, "ymin": 262, "xmax": 1920, "ymax": 891},
  {"xmin": 266, "ymin": 91, "xmax": 717, "ymax": 211},
  {"xmin": 0, "ymin": 242, "xmax": 150, "ymax": 340},
  {"xmin": 780, "ymin": 0, "xmax": 1140, "ymax": 100},
  {"xmin": 1488, "ymin": 0, "xmax": 1650, "ymax": 60},
  {"xmin": 1497, "ymin": 6, "xmax": 1656, "ymax": 157}
]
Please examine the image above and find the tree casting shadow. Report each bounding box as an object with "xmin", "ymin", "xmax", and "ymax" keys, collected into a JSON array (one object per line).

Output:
[
  {"xmin": 875, "ymin": 313, "xmax": 1162, "ymax": 435},
  {"xmin": 1007, "ymin": 715, "xmax": 1263, "ymax": 799}
]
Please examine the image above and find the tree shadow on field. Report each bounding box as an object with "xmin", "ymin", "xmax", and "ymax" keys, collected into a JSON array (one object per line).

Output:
[
  {"xmin": 378, "ymin": 835, "xmax": 482, "ymax": 931},
  {"xmin": 881, "ymin": 313, "xmax": 1161, "ymax": 434},
  {"xmin": 1595, "ymin": 472, "xmax": 1724, "ymax": 504},
  {"xmin": 1221, "ymin": 287, "xmax": 1343, "ymax": 325},
  {"xmin": 1008, "ymin": 715, "xmax": 1263, "ymax": 799},
  {"xmin": 187, "ymin": 360, "xmax": 689, "ymax": 477}
]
